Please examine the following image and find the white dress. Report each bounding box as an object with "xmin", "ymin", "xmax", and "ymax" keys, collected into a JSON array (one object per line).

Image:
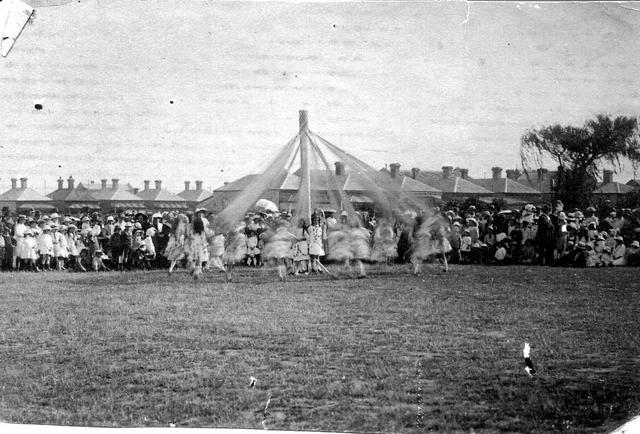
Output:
[
  {"xmin": 38, "ymin": 233, "xmax": 54, "ymax": 256},
  {"xmin": 66, "ymin": 233, "xmax": 79, "ymax": 256},
  {"xmin": 56, "ymin": 232, "xmax": 69, "ymax": 258},
  {"xmin": 21, "ymin": 236, "xmax": 38, "ymax": 260},
  {"xmin": 13, "ymin": 223, "xmax": 26, "ymax": 258},
  {"xmin": 308, "ymin": 225, "xmax": 325, "ymax": 256}
]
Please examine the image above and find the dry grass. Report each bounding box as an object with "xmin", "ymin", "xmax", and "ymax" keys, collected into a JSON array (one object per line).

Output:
[{"xmin": 0, "ymin": 264, "xmax": 638, "ymax": 432}]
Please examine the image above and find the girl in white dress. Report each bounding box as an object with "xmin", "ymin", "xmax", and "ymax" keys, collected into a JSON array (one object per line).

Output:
[
  {"xmin": 37, "ymin": 225, "xmax": 54, "ymax": 271},
  {"xmin": 66, "ymin": 226, "xmax": 86, "ymax": 272},
  {"xmin": 54, "ymin": 225, "xmax": 68, "ymax": 270},
  {"xmin": 291, "ymin": 219, "xmax": 310, "ymax": 275},
  {"xmin": 308, "ymin": 214, "xmax": 325, "ymax": 273},
  {"xmin": 22, "ymin": 229, "xmax": 38, "ymax": 271}
]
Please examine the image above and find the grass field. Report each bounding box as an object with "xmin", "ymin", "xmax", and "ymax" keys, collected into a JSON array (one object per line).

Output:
[{"xmin": 0, "ymin": 264, "xmax": 638, "ymax": 432}]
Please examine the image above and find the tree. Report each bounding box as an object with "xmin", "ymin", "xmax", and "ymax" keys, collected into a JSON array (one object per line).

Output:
[{"xmin": 521, "ymin": 115, "xmax": 640, "ymax": 208}]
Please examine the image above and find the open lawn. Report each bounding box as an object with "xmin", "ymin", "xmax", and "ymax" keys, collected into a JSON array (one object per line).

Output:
[{"xmin": 0, "ymin": 264, "xmax": 638, "ymax": 432}]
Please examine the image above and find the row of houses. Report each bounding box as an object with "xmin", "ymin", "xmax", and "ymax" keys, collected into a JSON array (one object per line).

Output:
[
  {"xmin": 200, "ymin": 164, "xmax": 640, "ymax": 212},
  {"xmin": 0, "ymin": 177, "xmax": 213, "ymax": 214},
  {"xmin": 1, "ymin": 165, "xmax": 638, "ymax": 215}
]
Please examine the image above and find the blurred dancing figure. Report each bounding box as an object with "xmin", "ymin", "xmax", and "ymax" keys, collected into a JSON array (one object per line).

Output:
[
  {"xmin": 262, "ymin": 220, "xmax": 297, "ymax": 282},
  {"xmin": 411, "ymin": 210, "xmax": 452, "ymax": 274},
  {"xmin": 188, "ymin": 214, "xmax": 208, "ymax": 280},
  {"xmin": 164, "ymin": 214, "xmax": 189, "ymax": 275},
  {"xmin": 371, "ymin": 219, "xmax": 397, "ymax": 265},
  {"xmin": 328, "ymin": 211, "xmax": 370, "ymax": 278},
  {"xmin": 327, "ymin": 212, "xmax": 353, "ymax": 271},
  {"xmin": 222, "ymin": 223, "xmax": 247, "ymax": 282},
  {"xmin": 348, "ymin": 223, "xmax": 371, "ymax": 278},
  {"xmin": 208, "ymin": 232, "xmax": 226, "ymax": 273}
]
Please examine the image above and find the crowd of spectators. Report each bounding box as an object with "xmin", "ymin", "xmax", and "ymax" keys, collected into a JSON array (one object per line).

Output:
[
  {"xmin": 1, "ymin": 200, "xmax": 639, "ymax": 273},
  {"xmin": 423, "ymin": 201, "xmax": 640, "ymax": 267}
]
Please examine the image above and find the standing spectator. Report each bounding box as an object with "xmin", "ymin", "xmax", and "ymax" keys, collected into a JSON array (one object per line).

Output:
[
  {"xmin": 110, "ymin": 226, "xmax": 124, "ymax": 271},
  {"xmin": 611, "ymin": 236, "xmax": 627, "ymax": 266},
  {"xmin": 535, "ymin": 210, "xmax": 555, "ymax": 265},
  {"xmin": 448, "ymin": 221, "xmax": 462, "ymax": 264},
  {"xmin": 626, "ymin": 240, "xmax": 640, "ymax": 266}
]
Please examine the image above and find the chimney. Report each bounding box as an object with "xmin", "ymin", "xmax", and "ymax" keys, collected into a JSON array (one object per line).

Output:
[
  {"xmin": 195, "ymin": 180, "xmax": 203, "ymax": 191},
  {"xmin": 11, "ymin": 178, "xmax": 17, "ymax": 190},
  {"xmin": 536, "ymin": 168, "xmax": 549, "ymax": 180},
  {"xmin": 133, "ymin": 188, "xmax": 139, "ymax": 195},
  {"xmin": 460, "ymin": 168, "xmax": 469, "ymax": 179},
  {"xmin": 491, "ymin": 167, "xmax": 503, "ymax": 180},
  {"xmin": 411, "ymin": 167, "xmax": 420, "ymax": 179},
  {"xmin": 603, "ymin": 169, "xmax": 613, "ymax": 184},
  {"xmin": 144, "ymin": 180, "xmax": 150, "ymax": 190},
  {"xmin": 506, "ymin": 169, "xmax": 516, "ymax": 180},
  {"xmin": 335, "ymin": 161, "xmax": 345, "ymax": 176},
  {"xmin": 57, "ymin": 177, "xmax": 64, "ymax": 190},
  {"xmin": 101, "ymin": 179, "xmax": 107, "ymax": 189},
  {"xmin": 442, "ymin": 166, "xmax": 453, "ymax": 180},
  {"xmin": 184, "ymin": 181, "xmax": 191, "ymax": 191},
  {"xmin": 155, "ymin": 180, "xmax": 162, "ymax": 190},
  {"xmin": 68, "ymin": 176, "xmax": 75, "ymax": 190},
  {"xmin": 112, "ymin": 178, "xmax": 119, "ymax": 189},
  {"xmin": 389, "ymin": 163, "xmax": 400, "ymax": 178},
  {"xmin": 20, "ymin": 177, "xmax": 27, "ymax": 189}
]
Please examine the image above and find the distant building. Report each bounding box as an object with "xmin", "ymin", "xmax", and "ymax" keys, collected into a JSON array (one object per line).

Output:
[
  {"xmin": 592, "ymin": 170, "xmax": 636, "ymax": 206},
  {"xmin": 0, "ymin": 177, "xmax": 54, "ymax": 213},
  {"xmin": 178, "ymin": 180, "xmax": 213, "ymax": 210},
  {"xmin": 469, "ymin": 167, "xmax": 543, "ymax": 205},
  {"xmin": 81, "ymin": 178, "xmax": 146, "ymax": 212},
  {"xmin": 625, "ymin": 179, "xmax": 640, "ymax": 189},
  {"xmin": 517, "ymin": 168, "xmax": 559, "ymax": 202},
  {"xmin": 400, "ymin": 166, "xmax": 492, "ymax": 202},
  {"xmin": 201, "ymin": 162, "xmax": 442, "ymax": 213},
  {"xmin": 136, "ymin": 180, "xmax": 188, "ymax": 211},
  {"xmin": 48, "ymin": 176, "xmax": 101, "ymax": 214}
]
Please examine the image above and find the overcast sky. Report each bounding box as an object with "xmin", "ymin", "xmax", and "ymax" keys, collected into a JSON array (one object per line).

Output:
[{"xmin": 1, "ymin": 0, "xmax": 639, "ymax": 194}]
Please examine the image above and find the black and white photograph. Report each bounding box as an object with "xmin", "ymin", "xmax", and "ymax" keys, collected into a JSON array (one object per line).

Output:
[{"xmin": 0, "ymin": 0, "xmax": 639, "ymax": 432}]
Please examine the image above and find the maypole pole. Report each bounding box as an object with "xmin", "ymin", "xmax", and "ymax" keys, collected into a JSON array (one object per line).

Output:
[{"xmin": 298, "ymin": 110, "xmax": 312, "ymax": 223}]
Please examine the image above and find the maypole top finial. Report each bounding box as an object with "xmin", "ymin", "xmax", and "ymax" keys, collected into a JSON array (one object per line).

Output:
[{"xmin": 299, "ymin": 110, "xmax": 309, "ymax": 133}]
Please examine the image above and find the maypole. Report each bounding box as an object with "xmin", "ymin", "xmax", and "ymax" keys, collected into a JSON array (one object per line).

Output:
[{"xmin": 298, "ymin": 110, "xmax": 312, "ymax": 223}]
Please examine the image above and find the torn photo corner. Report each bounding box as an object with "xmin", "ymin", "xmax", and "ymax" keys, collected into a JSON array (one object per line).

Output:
[{"xmin": 0, "ymin": 0, "xmax": 34, "ymax": 57}]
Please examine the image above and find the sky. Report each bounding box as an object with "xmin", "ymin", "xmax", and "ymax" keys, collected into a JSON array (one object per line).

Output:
[{"xmin": 1, "ymin": 0, "xmax": 640, "ymax": 195}]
